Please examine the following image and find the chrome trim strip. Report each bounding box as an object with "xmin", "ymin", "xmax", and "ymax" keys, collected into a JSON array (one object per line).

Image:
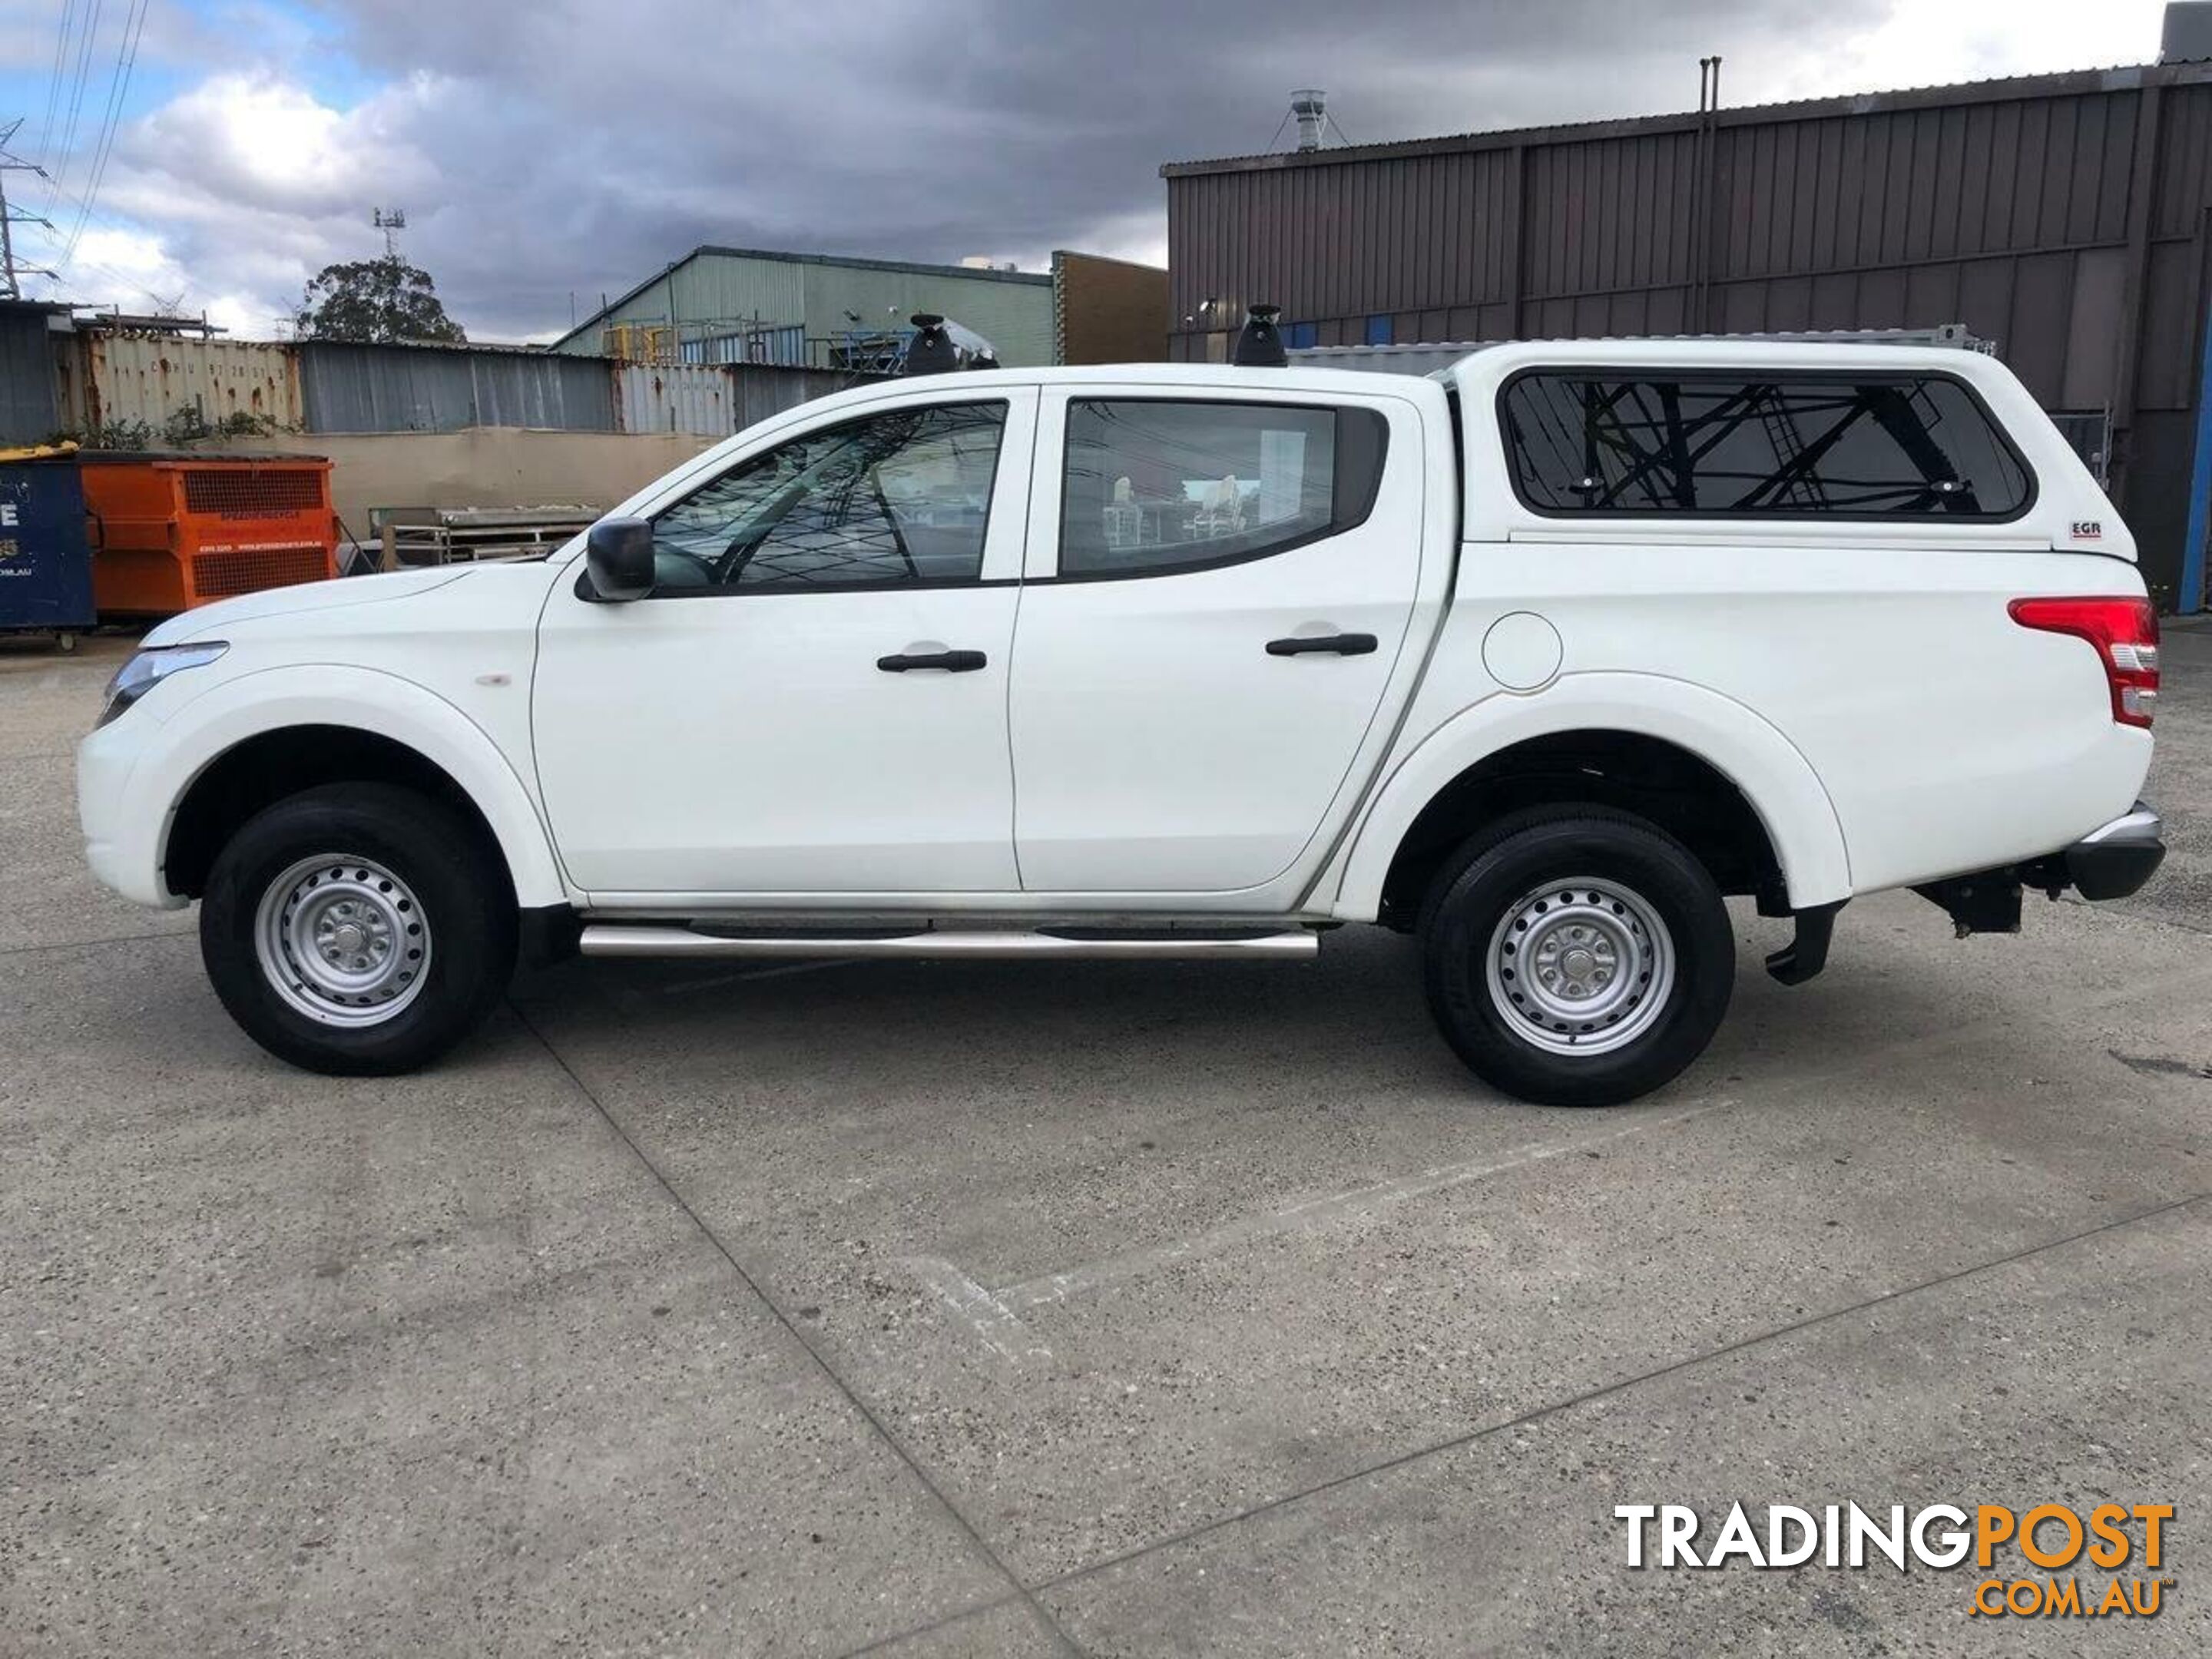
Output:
[
  {"xmin": 577, "ymin": 926, "xmax": 1321, "ymax": 962},
  {"xmin": 2076, "ymin": 803, "xmax": 2162, "ymax": 846}
]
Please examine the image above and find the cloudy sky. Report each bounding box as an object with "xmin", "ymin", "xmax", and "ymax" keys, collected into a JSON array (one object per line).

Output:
[{"xmin": 0, "ymin": 0, "xmax": 2176, "ymax": 341}]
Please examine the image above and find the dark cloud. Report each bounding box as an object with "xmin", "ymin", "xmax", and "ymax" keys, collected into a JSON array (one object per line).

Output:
[{"xmin": 94, "ymin": 0, "xmax": 1894, "ymax": 337}]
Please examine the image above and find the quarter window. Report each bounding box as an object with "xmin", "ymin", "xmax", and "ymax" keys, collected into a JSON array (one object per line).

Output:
[
  {"xmin": 1060, "ymin": 399, "xmax": 1388, "ymax": 577},
  {"xmin": 647, "ymin": 401, "xmax": 1005, "ymax": 591},
  {"xmin": 1501, "ymin": 373, "xmax": 2032, "ymax": 518}
]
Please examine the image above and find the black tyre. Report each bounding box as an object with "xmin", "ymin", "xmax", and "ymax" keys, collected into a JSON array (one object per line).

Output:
[
  {"xmin": 1420, "ymin": 806, "xmax": 1734, "ymax": 1107},
  {"xmin": 199, "ymin": 783, "xmax": 517, "ymax": 1075}
]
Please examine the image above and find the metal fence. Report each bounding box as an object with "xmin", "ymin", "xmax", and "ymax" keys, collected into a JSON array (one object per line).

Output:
[
  {"xmin": 47, "ymin": 330, "xmax": 868, "ymax": 442},
  {"xmin": 612, "ymin": 362, "xmax": 852, "ymax": 435},
  {"xmin": 298, "ymin": 343, "xmax": 618, "ymax": 433},
  {"xmin": 0, "ymin": 304, "xmax": 63, "ymax": 445}
]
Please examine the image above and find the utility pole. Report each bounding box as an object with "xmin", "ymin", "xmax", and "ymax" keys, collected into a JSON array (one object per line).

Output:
[{"xmin": 0, "ymin": 119, "xmax": 59, "ymax": 300}]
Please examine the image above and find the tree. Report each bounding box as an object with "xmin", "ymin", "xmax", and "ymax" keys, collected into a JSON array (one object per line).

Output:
[{"xmin": 296, "ymin": 255, "xmax": 466, "ymax": 344}]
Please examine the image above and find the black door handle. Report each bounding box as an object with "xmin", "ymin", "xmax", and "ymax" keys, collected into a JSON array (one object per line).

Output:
[
  {"xmin": 1266, "ymin": 632, "xmax": 1378, "ymax": 657},
  {"xmin": 877, "ymin": 649, "xmax": 988, "ymax": 673}
]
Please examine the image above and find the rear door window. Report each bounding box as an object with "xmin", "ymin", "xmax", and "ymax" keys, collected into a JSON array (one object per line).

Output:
[
  {"xmin": 1058, "ymin": 399, "xmax": 1389, "ymax": 577},
  {"xmin": 1501, "ymin": 373, "xmax": 2033, "ymax": 520}
]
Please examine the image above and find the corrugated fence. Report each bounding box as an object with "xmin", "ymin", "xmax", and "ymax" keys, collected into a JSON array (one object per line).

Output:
[
  {"xmin": 300, "ymin": 343, "xmax": 617, "ymax": 433},
  {"xmin": 614, "ymin": 362, "xmax": 850, "ymax": 435},
  {"xmin": 0, "ymin": 304, "xmax": 63, "ymax": 445},
  {"xmin": 44, "ymin": 329, "xmax": 868, "ymax": 442}
]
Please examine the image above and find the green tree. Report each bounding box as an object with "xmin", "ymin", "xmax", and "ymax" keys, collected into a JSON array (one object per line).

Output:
[{"xmin": 296, "ymin": 255, "xmax": 466, "ymax": 344}]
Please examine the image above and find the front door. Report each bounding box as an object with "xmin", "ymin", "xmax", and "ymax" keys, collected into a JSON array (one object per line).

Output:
[
  {"xmin": 533, "ymin": 390, "xmax": 1036, "ymax": 898},
  {"xmin": 1008, "ymin": 388, "xmax": 1427, "ymax": 894}
]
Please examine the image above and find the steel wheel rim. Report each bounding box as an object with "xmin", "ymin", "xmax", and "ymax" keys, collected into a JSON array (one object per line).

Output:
[
  {"xmin": 1484, "ymin": 876, "xmax": 1674, "ymax": 1056},
  {"xmin": 253, "ymin": 854, "xmax": 432, "ymax": 1028}
]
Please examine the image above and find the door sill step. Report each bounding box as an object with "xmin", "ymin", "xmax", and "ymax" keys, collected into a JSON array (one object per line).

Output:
[{"xmin": 575, "ymin": 924, "xmax": 1320, "ymax": 962}]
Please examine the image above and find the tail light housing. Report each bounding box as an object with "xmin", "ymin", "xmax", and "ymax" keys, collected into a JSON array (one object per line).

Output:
[{"xmin": 2008, "ymin": 595, "xmax": 2159, "ymax": 728}]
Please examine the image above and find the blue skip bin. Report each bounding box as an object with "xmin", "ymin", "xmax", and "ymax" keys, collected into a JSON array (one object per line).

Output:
[{"xmin": 0, "ymin": 449, "xmax": 95, "ymax": 651}]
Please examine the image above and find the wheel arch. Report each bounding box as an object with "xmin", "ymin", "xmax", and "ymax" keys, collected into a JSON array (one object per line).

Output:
[
  {"xmin": 1326, "ymin": 675, "xmax": 1853, "ymax": 923},
  {"xmin": 144, "ymin": 667, "xmax": 570, "ymax": 909}
]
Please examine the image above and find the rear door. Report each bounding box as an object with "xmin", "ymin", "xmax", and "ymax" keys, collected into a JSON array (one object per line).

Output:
[{"xmin": 1008, "ymin": 386, "xmax": 1429, "ymax": 895}]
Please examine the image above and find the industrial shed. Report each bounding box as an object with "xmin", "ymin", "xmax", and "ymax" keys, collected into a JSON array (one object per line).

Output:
[
  {"xmin": 551, "ymin": 246, "xmax": 1058, "ymax": 370},
  {"xmin": 1163, "ymin": 54, "xmax": 2212, "ymax": 609}
]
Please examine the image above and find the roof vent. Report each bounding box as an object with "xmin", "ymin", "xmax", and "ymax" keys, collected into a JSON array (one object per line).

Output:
[
  {"xmin": 1290, "ymin": 89, "xmax": 1329, "ymax": 151},
  {"xmin": 2162, "ymin": 2, "xmax": 2212, "ymax": 61},
  {"xmin": 1233, "ymin": 303, "xmax": 1287, "ymax": 368}
]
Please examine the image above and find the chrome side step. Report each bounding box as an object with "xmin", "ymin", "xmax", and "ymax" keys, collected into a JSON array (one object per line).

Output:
[{"xmin": 576, "ymin": 925, "xmax": 1320, "ymax": 962}]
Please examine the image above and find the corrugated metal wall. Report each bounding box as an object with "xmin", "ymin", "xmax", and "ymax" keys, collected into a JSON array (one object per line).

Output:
[
  {"xmin": 45, "ymin": 333, "xmax": 862, "ymax": 442},
  {"xmin": 1164, "ymin": 61, "xmax": 2212, "ymax": 606},
  {"xmin": 613, "ymin": 363, "xmax": 853, "ymax": 435},
  {"xmin": 297, "ymin": 343, "xmax": 617, "ymax": 433},
  {"xmin": 57, "ymin": 334, "xmax": 302, "ymax": 434},
  {"xmin": 0, "ymin": 306, "xmax": 61, "ymax": 445}
]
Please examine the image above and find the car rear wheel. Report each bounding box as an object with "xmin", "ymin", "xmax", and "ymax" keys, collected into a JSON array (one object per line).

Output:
[
  {"xmin": 1420, "ymin": 806, "xmax": 1734, "ymax": 1107},
  {"xmin": 200, "ymin": 783, "xmax": 515, "ymax": 1075}
]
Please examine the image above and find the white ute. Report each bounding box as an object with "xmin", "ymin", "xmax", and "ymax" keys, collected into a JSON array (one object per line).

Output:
[{"xmin": 77, "ymin": 335, "xmax": 2167, "ymax": 1105}]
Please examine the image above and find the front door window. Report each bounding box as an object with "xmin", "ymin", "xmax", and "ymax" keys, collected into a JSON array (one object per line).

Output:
[{"xmin": 650, "ymin": 402, "xmax": 1007, "ymax": 591}]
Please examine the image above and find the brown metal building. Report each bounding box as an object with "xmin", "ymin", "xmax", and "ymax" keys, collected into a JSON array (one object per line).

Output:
[
  {"xmin": 1162, "ymin": 58, "xmax": 2212, "ymax": 609},
  {"xmin": 1051, "ymin": 250, "xmax": 1170, "ymax": 364}
]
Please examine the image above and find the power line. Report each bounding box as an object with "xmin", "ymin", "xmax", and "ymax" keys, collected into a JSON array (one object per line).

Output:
[
  {"xmin": 45, "ymin": 0, "xmax": 104, "ymax": 212},
  {"xmin": 35, "ymin": 0, "xmax": 80, "ymax": 171},
  {"xmin": 61, "ymin": 0, "xmax": 150, "ymax": 267}
]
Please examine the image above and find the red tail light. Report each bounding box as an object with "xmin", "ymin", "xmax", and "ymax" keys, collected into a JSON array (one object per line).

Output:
[{"xmin": 2008, "ymin": 595, "xmax": 2159, "ymax": 728}]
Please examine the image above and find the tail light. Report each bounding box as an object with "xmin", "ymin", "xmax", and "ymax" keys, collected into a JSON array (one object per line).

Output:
[{"xmin": 2008, "ymin": 595, "xmax": 2159, "ymax": 728}]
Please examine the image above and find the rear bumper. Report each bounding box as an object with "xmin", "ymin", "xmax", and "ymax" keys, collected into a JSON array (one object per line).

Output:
[{"xmin": 2064, "ymin": 801, "xmax": 2165, "ymax": 901}]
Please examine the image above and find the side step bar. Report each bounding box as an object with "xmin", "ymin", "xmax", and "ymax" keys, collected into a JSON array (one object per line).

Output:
[{"xmin": 576, "ymin": 925, "xmax": 1321, "ymax": 962}]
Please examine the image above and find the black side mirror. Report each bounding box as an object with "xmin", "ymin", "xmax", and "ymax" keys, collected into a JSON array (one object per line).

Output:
[{"xmin": 584, "ymin": 518, "xmax": 654, "ymax": 602}]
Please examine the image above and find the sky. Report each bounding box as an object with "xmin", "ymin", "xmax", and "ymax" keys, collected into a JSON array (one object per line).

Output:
[{"xmin": 0, "ymin": 0, "xmax": 2179, "ymax": 342}]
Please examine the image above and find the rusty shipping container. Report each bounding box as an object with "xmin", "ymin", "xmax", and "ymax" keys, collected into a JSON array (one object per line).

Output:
[{"xmin": 59, "ymin": 333, "xmax": 303, "ymax": 436}]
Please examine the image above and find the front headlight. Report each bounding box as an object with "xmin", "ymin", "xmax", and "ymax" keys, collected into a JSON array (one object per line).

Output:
[{"xmin": 96, "ymin": 642, "xmax": 229, "ymax": 728}]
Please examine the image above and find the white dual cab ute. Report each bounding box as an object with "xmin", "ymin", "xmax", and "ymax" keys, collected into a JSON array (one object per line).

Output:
[{"xmin": 78, "ymin": 338, "xmax": 2166, "ymax": 1106}]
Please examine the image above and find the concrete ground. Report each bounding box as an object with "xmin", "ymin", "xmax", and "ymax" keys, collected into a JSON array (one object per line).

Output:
[{"xmin": 3, "ymin": 623, "xmax": 2209, "ymax": 1657}]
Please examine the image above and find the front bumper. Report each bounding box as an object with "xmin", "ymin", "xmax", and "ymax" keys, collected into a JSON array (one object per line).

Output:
[
  {"xmin": 2064, "ymin": 801, "xmax": 2166, "ymax": 901},
  {"xmin": 76, "ymin": 716, "xmax": 187, "ymax": 910}
]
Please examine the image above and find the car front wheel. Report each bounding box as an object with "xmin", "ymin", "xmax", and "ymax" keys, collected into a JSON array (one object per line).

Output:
[
  {"xmin": 200, "ymin": 783, "xmax": 516, "ymax": 1075},
  {"xmin": 1420, "ymin": 806, "xmax": 1734, "ymax": 1107}
]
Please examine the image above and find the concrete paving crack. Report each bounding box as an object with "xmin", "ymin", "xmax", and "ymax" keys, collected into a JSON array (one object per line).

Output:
[
  {"xmin": 505, "ymin": 998, "xmax": 1088, "ymax": 1659},
  {"xmin": 1028, "ymin": 1187, "xmax": 2211, "ymax": 1597},
  {"xmin": 832, "ymin": 1591, "xmax": 1034, "ymax": 1659}
]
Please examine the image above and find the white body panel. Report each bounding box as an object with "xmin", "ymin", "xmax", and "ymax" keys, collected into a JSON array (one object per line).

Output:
[
  {"xmin": 78, "ymin": 563, "xmax": 571, "ymax": 909},
  {"xmin": 75, "ymin": 349, "xmax": 2153, "ymax": 935},
  {"xmin": 1005, "ymin": 381, "xmax": 1448, "ymax": 896},
  {"xmin": 534, "ymin": 582, "xmax": 1024, "ymax": 892}
]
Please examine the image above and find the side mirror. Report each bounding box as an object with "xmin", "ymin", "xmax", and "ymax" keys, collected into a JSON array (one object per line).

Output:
[{"xmin": 584, "ymin": 518, "xmax": 655, "ymax": 603}]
